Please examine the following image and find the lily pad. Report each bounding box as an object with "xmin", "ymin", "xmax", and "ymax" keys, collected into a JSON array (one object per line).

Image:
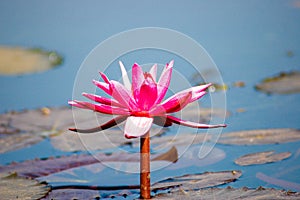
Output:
[
  {"xmin": 0, "ymin": 133, "xmax": 43, "ymax": 154},
  {"xmin": 0, "ymin": 172, "xmax": 50, "ymax": 200},
  {"xmin": 235, "ymin": 151, "xmax": 291, "ymax": 166},
  {"xmin": 153, "ymin": 187, "xmax": 300, "ymax": 199},
  {"xmin": 0, "ymin": 147, "xmax": 178, "ymax": 178},
  {"xmin": 152, "ymin": 170, "xmax": 242, "ymax": 191},
  {"xmin": 41, "ymin": 189, "xmax": 101, "ymax": 200},
  {"xmin": 0, "ymin": 107, "xmax": 97, "ymax": 153},
  {"xmin": 256, "ymin": 172, "xmax": 300, "ymax": 192},
  {"xmin": 255, "ymin": 71, "xmax": 300, "ymax": 94},
  {"xmin": 0, "ymin": 46, "xmax": 63, "ymax": 75},
  {"xmin": 218, "ymin": 128, "xmax": 300, "ymax": 145}
]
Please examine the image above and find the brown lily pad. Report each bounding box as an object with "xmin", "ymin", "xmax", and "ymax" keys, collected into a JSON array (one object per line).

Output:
[
  {"xmin": 153, "ymin": 186, "xmax": 300, "ymax": 199},
  {"xmin": 235, "ymin": 151, "xmax": 291, "ymax": 166},
  {"xmin": 0, "ymin": 172, "xmax": 50, "ymax": 200},
  {"xmin": 255, "ymin": 71, "xmax": 300, "ymax": 94},
  {"xmin": 256, "ymin": 172, "xmax": 300, "ymax": 192},
  {"xmin": 0, "ymin": 107, "xmax": 101, "ymax": 153},
  {"xmin": 152, "ymin": 170, "xmax": 242, "ymax": 191},
  {"xmin": 0, "ymin": 147, "xmax": 178, "ymax": 179},
  {"xmin": 218, "ymin": 128, "xmax": 300, "ymax": 145},
  {"xmin": 0, "ymin": 133, "xmax": 44, "ymax": 154},
  {"xmin": 41, "ymin": 189, "xmax": 101, "ymax": 200},
  {"xmin": 0, "ymin": 46, "xmax": 62, "ymax": 75}
]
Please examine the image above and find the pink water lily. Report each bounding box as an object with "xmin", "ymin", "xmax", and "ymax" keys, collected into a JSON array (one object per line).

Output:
[{"xmin": 69, "ymin": 60, "xmax": 226, "ymax": 138}]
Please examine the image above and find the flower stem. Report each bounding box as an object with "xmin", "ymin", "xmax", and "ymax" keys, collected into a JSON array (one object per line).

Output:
[{"xmin": 140, "ymin": 131, "xmax": 151, "ymax": 199}]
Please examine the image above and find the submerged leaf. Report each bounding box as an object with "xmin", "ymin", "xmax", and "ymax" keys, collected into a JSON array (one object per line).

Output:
[
  {"xmin": 255, "ymin": 71, "xmax": 300, "ymax": 94},
  {"xmin": 152, "ymin": 170, "xmax": 242, "ymax": 191},
  {"xmin": 0, "ymin": 172, "xmax": 50, "ymax": 199},
  {"xmin": 218, "ymin": 128, "xmax": 300, "ymax": 145},
  {"xmin": 235, "ymin": 151, "xmax": 291, "ymax": 166},
  {"xmin": 153, "ymin": 187, "xmax": 300, "ymax": 199},
  {"xmin": 0, "ymin": 46, "xmax": 62, "ymax": 75}
]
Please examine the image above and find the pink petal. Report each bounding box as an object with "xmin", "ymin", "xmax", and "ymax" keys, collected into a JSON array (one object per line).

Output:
[
  {"xmin": 132, "ymin": 63, "xmax": 145, "ymax": 97},
  {"xmin": 156, "ymin": 60, "xmax": 173, "ymax": 103},
  {"xmin": 69, "ymin": 116, "xmax": 128, "ymax": 133},
  {"xmin": 174, "ymin": 83, "xmax": 211, "ymax": 102},
  {"xmin": 82, "ymin": 92, "xmax": 125, "ymax": 108},
  {"xmin": 149, "ymin": 64, "xmax": 157, "ymax": 82},
  {"xmin": 74, "ymin": 100, "xmax": 130, "ymax": 115},
  {"xmin": 99, "ymin": 72, "xmax": 110, "ymax": 84},
  {"xmin": 135, "ymin": 74, "xmax": 158, "ymax": 110},
  {"xmin": 93, "ymin": 80, "xmax": 112, "ymax": 95},
  {"xmin": 160, "ymin": 91, "xmax": 192, "ymax": 113},
  {"xmin": 124, "ymin": 116, "xmax": 153, "ymax": 138},
  {"xmin": 68, "ymin": 100, "xmax": 86, "ymax": 109},
  {"xmin": 167, "ymin": 115, "xmax": 227, "ymax": 129},
  {"xmin": 191, "ymin": 83, "xmax": 212, "ymax": 94},
  {"xmin": 191, "ymin": 91, "xmax": 206, "ymax": 102},
  {"xmin": 110, "ymin": 80, "xmax": 137, "ymax": 109},
  {"xmin": 149, "ymin": 104, "xmax": 166, "ymax": 116},
  {"xmin": 119, "ymin": 61, "xmax": 131, "ymax": 90}
]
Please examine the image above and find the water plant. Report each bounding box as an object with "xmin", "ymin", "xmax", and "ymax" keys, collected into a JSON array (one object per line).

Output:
[{"xmin": 68, "ymin": 60, "xmax": 226, "ymax": 198}]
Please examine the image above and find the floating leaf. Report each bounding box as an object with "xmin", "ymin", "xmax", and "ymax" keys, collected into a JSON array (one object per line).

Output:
[
  {"xmin": 0, "ymin": 46, "xmax": 62, "ymax": 75},
  {"xmin": 256, "ymin": 172, "xmax": 300, "ymax": 192},
  {"xmin": 153, "ymin": 187, "xmax": 300, "ymax": 199},
  {"xmin": 0, "ymin": 147, "xmax": 178, "ymax": 179},
  {"xmin": 218, "ymin": 128, "xmax": 300, "ymax": 145},
  {"xmin": 51, "ymin": 130, "xmax": 129, "ymax": 152},
  {"xmin": 41, "ymin": 189, "xmax": 101, "ymax": 200},
  {"xmin": 42, "ymin": 188, "xmax": 136, "ymax": 200},
  {"xmin": 0, "ymin": 133, "xmax": 43, "ymax": 154},
  {"xmin": 0, "ymin": 107, "xmax": 88, "ymax": 135},
  {"xmin": 0, "ymin": 172, "xmax": 50, "ymax": 199},
  {"xmin": 255, "ymin": 71, "xmax": 300, "ymax": 94},
  {"xmin": 235, "ymin": 151, "xmax": 291, "ymax": 166},
  {"xmin": 0, "ymin": 107, "xmax": 97, "ymax": 153},
  {"xmin": 152, "ymin": 170, "xmax": 242, "ymax": 191}
]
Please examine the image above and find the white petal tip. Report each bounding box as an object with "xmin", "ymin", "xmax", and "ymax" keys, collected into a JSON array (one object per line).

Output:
[{"xmin": 124, "ymin": 116, "xmax": 153, "ymax": 139}]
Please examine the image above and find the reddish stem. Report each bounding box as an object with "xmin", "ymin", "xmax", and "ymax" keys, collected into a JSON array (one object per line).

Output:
[{"xmin": 140, "ymin": 131, "xmax": 151, "ymax": 199}]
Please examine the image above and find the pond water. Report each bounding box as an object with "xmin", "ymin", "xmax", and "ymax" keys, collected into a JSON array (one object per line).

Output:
[{"xmin": 1, "ymin": 0, "xmax": 300, "ymax": 199}]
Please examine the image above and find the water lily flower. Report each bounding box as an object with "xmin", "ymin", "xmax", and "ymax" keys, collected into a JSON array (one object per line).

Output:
[{"xmin": 69, "ymin": 60, "xmax": 226, "ymax": 138}]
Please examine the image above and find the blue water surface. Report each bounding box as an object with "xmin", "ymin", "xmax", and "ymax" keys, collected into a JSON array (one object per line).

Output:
[{"xmin": 1, "ymin": 0, "xmax": 300, "ymax": 197}]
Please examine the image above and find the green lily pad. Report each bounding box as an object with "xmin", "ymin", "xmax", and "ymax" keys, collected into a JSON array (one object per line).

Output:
[
  {"xmin": 235, "ymin": 151, "xmax": 291, "ymax": 166},
  {"xmin": 255, "ymin": 71, "xmax": 300, "ymax": 94},
  {"xmin": 0, "ymin": 172, "xmax": 50, "ymax": 200},
  {"xmin": 0, "ymin": 46, "xmax": 63, "ymax": 75},
  {"xmin": 218, "ymin": 128, "xmax": 300, "ymax": 145},
  {"xmin": 153, "ymin": 187, "xmax": 300, "ymax": 199}
]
